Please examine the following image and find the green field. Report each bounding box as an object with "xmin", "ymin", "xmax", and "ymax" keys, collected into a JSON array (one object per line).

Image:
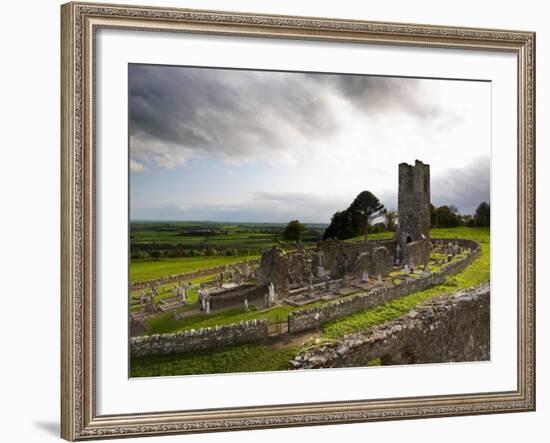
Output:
[
  {"xmin": 130, "ymin": 220, "xmax": 325, "ymax": 250},
  {"xmin": 130, "ymin": 226, "xmax": 490, "ymax": 376},
  {"xmin": 130, "ymin": 255, "xmax": 258, "ymax": 283}
]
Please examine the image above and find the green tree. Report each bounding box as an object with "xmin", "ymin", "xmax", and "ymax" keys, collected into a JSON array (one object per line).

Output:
[
  {"xmin": 323, "ymin": 191, "xmax": 384, "ymax": 240},
  {"xmin": 384, "ymin": 209, "xmax": 397, "ymax": 232},
  {"xmin": 474, "ymin": 201, "xmax": 490, "ymax": 227},
  {"xmin": 282, "ymin": 220, "xmax": 307, "ymax": 242},
  {"xmin": 433, "ymin": 205, "xmax": 461, "ymax": 228}
]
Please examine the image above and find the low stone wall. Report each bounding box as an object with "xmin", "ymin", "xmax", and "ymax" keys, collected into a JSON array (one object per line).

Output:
[
  {"xmin": 209, "ymin": 284, "xmax": 268, "ymax": 309},
  {"xmin": 130, "ymin": 319, "xmax": 268, "ymax": 358},
  {"xmin": 130, "ymin": 258, "xmax": 260, "ymax": 291},
  {"xmin": 289, "ymin": 283, "xmax": 490, "ymax": 369},
  {"xmin": 287, "ymin": 239, "xmax": 481, "ymax": 333}
]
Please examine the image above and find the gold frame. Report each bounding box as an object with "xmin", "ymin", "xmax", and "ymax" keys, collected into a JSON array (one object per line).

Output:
[{"xmin": 61, "ymin": 2, "xmax": 536, "ymax": 440}]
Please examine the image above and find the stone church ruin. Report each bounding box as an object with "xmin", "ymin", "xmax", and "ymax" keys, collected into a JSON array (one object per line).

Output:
[
  {"xmin": 251, "ymin": 160, "xmax": 433, "ymax": 306},
  {"xmin": 189, "ymin": 160, "xmax": 437, "ymax": 311}
]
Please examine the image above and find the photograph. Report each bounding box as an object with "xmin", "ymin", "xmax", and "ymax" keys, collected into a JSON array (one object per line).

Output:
[{"xmin": 128, "ymin": 64, "xmax": 491, "ymax": 377}]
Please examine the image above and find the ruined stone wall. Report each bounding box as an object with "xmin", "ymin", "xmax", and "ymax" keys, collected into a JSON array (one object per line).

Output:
[
  {"xmin": 317, "ymin": 239, "xmax": 396, "ymax": 279},
  {"xmin": 257, "ymin": 239, "xmax": 398, "ymax": 289},
  {"xmin": 130, "ymin": 319, "xmax": 268, "ymax": 358},
  {"xmin": 288, "ymin": 239, "xmax": 481, "ymax": 333},
  {"xmin": 405, "ymin": 239, "xmax": 430, "ymax": 268},
  {"xmin": 368, "ymin": 246, "xmax": 393, "ymax": 276},
  {"xmin": 289, "ymin": 284, "xmax": 490, "ymax": 369},
  {"xmin": 258, "ymin": 247, "xmax": 290, "ymax": 296},
  {"xmin": 209, "ymin": 284, "xmax": 268, "ymax": 309}
]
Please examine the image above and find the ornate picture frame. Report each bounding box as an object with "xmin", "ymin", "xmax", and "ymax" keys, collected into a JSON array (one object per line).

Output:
[{"xmin": 61, "ymin": 2, "xmax": 535, "ymax": 440}]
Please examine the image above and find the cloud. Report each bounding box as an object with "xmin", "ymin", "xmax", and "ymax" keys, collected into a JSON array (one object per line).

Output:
[
  {"xmin": 309, "ymin": 74, "xmax": 446, "ymax": 122},
  {"xmin": 431, "ymin": 156, "xmax": 490, "ymax": 215},
  {"xmin": 129, "ymin": 65, "xmax": 456, "ymax": 171},
  {"xmin": 130, "ymin": 158, "xmax": 145, "ymax": 173},
  {"xmin": 131, "ymin": 191, "xmax": 349, "ymax": 223}
]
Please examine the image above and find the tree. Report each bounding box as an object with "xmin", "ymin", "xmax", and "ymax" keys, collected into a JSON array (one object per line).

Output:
[
  {"xmin": 433, "ymin": 205, "xmax": 461, "ymax": 228},
  {"xmin": 349, "ymin": 191, "xmax": 385, "ymax": 240},
  {"xmin": 474, "ymin": 202, "xmax": 490, "ymax": 227},
  {"xmin": 282, "ymin": 220, "xmax": 307, "ymax": 242},
  {"xmin": 323, "ymin": 191, "xmax": 384, "ymax": 240},
  {"xmin": 430, "ymin": 203, "xmax": 437, "ymax": 228},
  {"xmin": 384, "ymin": 209, "xmax": 397, "ymax": 232}
]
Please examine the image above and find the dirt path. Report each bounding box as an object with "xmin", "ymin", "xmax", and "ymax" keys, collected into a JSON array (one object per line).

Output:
[{"xmin": 263, "ymin": 328, "xmax": 322, "ymax": 350}]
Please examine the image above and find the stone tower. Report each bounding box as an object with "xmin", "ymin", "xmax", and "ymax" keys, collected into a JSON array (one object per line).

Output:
[{"xmin": 396, "ymin": 160, "xmax": 431, "ymax": 265}]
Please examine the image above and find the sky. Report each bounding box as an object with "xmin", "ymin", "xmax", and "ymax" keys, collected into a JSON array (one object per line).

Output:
[{"xmin": 129, "ymin": 64, "xmax": 491, "ymax": 223}]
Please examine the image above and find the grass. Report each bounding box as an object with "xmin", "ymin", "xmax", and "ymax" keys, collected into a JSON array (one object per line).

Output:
[
  {"xmin": 132, "ymin": 230, "xmax": 278, "ymax": 249},
  {"xmin": 322, "ymin": 226, "xmax": 489, "ymax": 339},
  {"xmin": 130, "ymin": 344, "xmax": 298, "ymax": 377},
  {"xmin": 145, "ymin": 303, "xmax": 299, "ymax": 335},
  {"xmin": 130, "ymin": 255, "xmax": 258, "ymax": 283}
]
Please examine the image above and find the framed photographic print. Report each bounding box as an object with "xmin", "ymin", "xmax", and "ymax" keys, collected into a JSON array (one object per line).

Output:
[{"xmin": 61, "ymin": 1, "xmax": 536, "ymax": 440}]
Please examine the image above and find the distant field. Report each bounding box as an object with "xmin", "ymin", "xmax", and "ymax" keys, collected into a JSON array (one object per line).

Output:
[
  {"xmin": 130, "ymin": 255, "xmax": 258, "ymax": 283},
  {"xmin": 131, "ymin": 229, "xmax": 278, "ymax": 249},
  {"xmin": 130, "ymin": 220, "xmax": 325, "ymax": 251}
]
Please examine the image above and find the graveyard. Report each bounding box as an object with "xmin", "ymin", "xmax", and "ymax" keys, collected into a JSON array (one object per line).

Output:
[{"xmin": 129, "ymin": 161, "xmax": 491, "ymax": 376}]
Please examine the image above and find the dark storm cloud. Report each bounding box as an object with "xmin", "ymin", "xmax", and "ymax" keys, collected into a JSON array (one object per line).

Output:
[
  {"xmin": 129, "ymin": 65, "xmax": 337, "ymax": 168},
  {"xmin": 431, "ymin": 156, "xmax": 490, "ymax": 215},
  {"xmin": 308, "ymin": 75, "xmax": 444, "ymax": 122},
  {"xmin": 129, "ymin": 65, "xmax": 446, "ymax": 170}
]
